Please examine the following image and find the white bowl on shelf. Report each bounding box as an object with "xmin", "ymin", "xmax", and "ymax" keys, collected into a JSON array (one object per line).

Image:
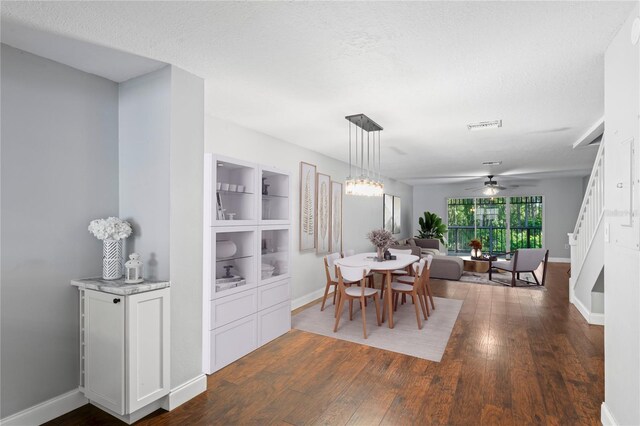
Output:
[
  {"xmin": 229, "ymin": 184, "xmax": 237, "ymax": 192},
  {"xmin": 220, "ymin": 183, "xmax": 229, "ymax": 191},
  {"xmin": 216, "ymin": 182, "xmax": 222, "ymax": 190},
  {"xmin": 237, "ymin": 185, "xmax": 245, "ymax": 192}
]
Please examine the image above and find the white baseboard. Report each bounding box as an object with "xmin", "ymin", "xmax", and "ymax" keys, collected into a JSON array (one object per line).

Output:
[
  {"xmin": 590, "ymin": 312, "xmax": 605, "ymax": 326},
  {"xmin": 291, "ymin": 287, "xmax": 326, "ymax": 310},
  {"xmin": 0, "ymin": 388, "xmax": 87, "ymax": 426},
  {"xmin": 601, "ymin": 402, "xmax": 618, "ymax": 426},
  {"xmin": 571, "ymin": 295, "xmax": 604, "ymax": 326},
  {"xmin": 91, "ymin": 399, "xmax": 163, "ymax": 425},
  {"xmin": 549, "ymin": 257, "xmax": 571, "ymax": 263},
  {"xmin": 161, "ymin": 374, "xmax": 207, "ymax": 411}
]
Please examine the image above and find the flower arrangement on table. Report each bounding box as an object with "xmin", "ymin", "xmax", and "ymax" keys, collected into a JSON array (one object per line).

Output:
[
  {"xmin": 88, "ymin": 217, "xmax": 132, "ymax": 280},
  {"xmin": 367, "ymin": 228, "xmax": 395, "ymax": 261},
  {"xmin": 468, "ymin": 239, "xmax": 482, "ymax": 259}
]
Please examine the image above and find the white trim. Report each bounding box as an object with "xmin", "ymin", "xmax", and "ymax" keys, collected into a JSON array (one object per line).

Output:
[
  {"xmin": 549, "ymin": 257, "xmax": 571, "ymax": 263},
  {"xmin": 601, "ymin": 402, "xmax": 618, "ymax": 426},
  {"xmin": 291, "ymin": 287, "xmax": 326, "ymax": 310},
  {"xmin": 0, "ymin": 389, "xmax": 87, "ymax": 426},
  {"xmin": 590, "ymin": 312, "xmax": 605, "ymax": 326},
  {"xmin": 91, "ymin": 399, "xmax": 163, "ymax": 425},
  {"xmin": 161, "ymin": 374, "xmax": 207, "ymax": 411},
  {"xmin": 571, "ymin": 294, "xmax": 604, "ymax": 326},
  {"xmin": 573, "ymin": 116, "xmax": 604, "ymax": 149}
]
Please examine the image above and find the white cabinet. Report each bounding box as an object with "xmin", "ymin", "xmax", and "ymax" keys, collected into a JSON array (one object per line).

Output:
[
  {"xmin": 203, "ymin": 154, "xmax": 291, "ymax": 375},
  {"xmin": 79, "ymin": 286, "xmax": 170, "ymax": 418}
]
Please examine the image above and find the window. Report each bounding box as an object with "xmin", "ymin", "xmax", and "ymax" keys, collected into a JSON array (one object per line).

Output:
[{"xmin": 446, "ymin": 196, "xmax": 543, "ymax": 254}]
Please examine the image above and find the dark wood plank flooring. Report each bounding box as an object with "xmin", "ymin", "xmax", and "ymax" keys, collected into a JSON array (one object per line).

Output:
[{"xmin": 46, "ymin": 263, "xmax": 603, "ymax": 425}]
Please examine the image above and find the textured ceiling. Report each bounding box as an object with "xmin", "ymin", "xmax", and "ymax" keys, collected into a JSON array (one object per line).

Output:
[{"xmin": 1, "ymin": 1, "xmax": 635, "ymax": 184}]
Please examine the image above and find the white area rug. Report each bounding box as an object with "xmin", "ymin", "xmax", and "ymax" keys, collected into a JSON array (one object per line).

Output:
[{"xmin": 292, "ymin": 296, "xmax": 462, "ymax": 362}]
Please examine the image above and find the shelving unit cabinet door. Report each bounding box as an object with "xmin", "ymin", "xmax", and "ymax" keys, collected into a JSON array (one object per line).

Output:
[
  {"xmin": 127, "ymin": 288, "xmax": 170, "ymax": 413},
  {"xmin": 259, "ymin": 226, "xmax": 291, "ymax": 285},
  {"xmin": 259, "ymin": 165, "xmax": 291, "ymax": 225},
  {"xmin": 84, "ymin": 289, "xmax": 126, "ymax": 415},
  {"xmin": 210, "ymin": 314, "xmax": 257, "ymax": 373},
  {"xmin": 257, "ymin": 300, "xmax": 291, "ymax": 346},
  {"xmin": 207, "ymin": 154, "xmax": 258, "ymax": 227}
]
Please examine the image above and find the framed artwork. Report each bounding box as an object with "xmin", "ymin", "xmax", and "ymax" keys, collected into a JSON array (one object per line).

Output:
[
  {"xmin": 393, "ymin": 196, "xmax": 402, "ymax": 234},
  {"xmin": 383, "ymin": 194, "xmax": 394, "ymax": 232},
  {"xmin": 329, "ymin": 181, "xmax": 343, "ymax": 253},
  {"xmin": 299, "ymin": 162, "xmax": 317, "ymax": 251},
  {"xmin": 316, "ymin": 173, "xmax": 331, "ymax": 254},
  {"xmin": 383, "ymin": 194, "xmax": 402, "ymax": 234}
]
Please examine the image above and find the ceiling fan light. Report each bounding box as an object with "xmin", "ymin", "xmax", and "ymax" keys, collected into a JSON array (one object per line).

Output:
[{"xmin": 483, "ymin": 186, "xmax": 500, "ymax": 196}]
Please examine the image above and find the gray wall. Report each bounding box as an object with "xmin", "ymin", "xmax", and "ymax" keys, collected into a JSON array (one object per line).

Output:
[
  {"xmin": 168, "ymin": 66, "xmax": 204, "ymax": 388},
  {"xmin": 120, "ymin": 65, "xmax": 204, "ymax": 389},
  {"xmin": 0, "ymin": 44, "xmax": 119, "ymax": 417},
  {"xmin": 119, "ymin": 66, "xmax": 171, "ymax": 281},
  {"xmin": 412, "ymin": 177, "xmax": 585, "ymax": 258}
]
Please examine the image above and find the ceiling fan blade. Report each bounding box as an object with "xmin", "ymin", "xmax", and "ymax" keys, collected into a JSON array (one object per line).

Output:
[{"xmin": 465, "ymin": 186, "xmax": 485, "ymax": 191}]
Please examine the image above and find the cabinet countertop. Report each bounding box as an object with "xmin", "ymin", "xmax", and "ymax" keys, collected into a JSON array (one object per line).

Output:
[{"xmin": 71, "ymin": 278, "xmax": 170, "ymax": 295}]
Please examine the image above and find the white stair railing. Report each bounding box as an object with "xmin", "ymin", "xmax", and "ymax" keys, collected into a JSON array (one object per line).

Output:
[{"xmin": 571, "ymin": 141, "xmax": 605, "ymax": 281}]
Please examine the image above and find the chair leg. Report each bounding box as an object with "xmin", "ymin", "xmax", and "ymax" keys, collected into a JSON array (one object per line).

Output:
[
  {"xmin": 361, "ymin": 296, "xmax": 367, "ymax": 339},
  {"xmin": 321, "ymin": 282, "xmax": 331, "ymax": 311},
  {"xmin": 334, "ymin": 291, "xmax": 341, "ymax": 318},
  {"xmin": 426, "ymin": 281, "xmax": 435, "ymax": 310},
  {"xmin": 412, "ymin": 294, "xmax": 422, "ymax": 330},
  {"xmin": 380, "ymin": 279, "xmax": 384, "ymax": 300},
  {"xmin": 349, "ymin": 299, "xmax": 354, "ymax": 320},
  {"xmin": 418, "ymin": 287, "xmax": 428, "ymax": 320},
  {"xmin": 393, "ymin": 292, "xmax": 398, "ymax": 311},
  {"xmin": 332, "ymin": 285, "xmax": 337, "ymax": 305},
  {"xmin": 373, "ymin": 294, "xmax": 382, "ymax": 326},
  {"xmin": 333, "ymin": 294, "xmax": 345, "ymax": 332},
  {"xmin": 511, "ymin": 271, "xmax": 516, "ymax": 287}
]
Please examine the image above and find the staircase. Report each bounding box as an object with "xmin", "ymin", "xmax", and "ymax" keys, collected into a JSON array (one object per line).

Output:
[{"xmin": 568, "ymin": 141, "xmax": 605, "ymax": 325}]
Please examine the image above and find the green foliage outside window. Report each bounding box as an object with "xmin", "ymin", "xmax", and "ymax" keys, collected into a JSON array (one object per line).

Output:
[{"xmin": 447, "ymin": 196, "xmax": 543, "ymax": 254}]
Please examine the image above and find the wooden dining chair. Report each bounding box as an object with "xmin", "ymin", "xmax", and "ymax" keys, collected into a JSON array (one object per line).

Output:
[
  {"xmin": 397, "ymin": 255, "xmax": 435, "ymax": 315},
  {"xmin": 388, "ymin": 258, "xmax": 430, "ymax": 329},
  {"xmin": 321, "ymin": 252, "xmax": 352, "ymax": 311},
  {"xmin": 342, "ymin": 249, "xmax": 375, "ymax": 289},
  {"xmin": 334, "ymin": 265, "xmax": 381, "ymax": 339},
  {"xmin": 388, "ymin": 248, "xmax": 412, "ymax": 276}
]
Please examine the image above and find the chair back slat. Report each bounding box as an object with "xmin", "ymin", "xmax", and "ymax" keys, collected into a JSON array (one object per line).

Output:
[
  {"xmin": 343, "ymin": 249, "xmax": 355, "ymax": 258},
  {"xmin": 324, "ymin": 252, "xmax": 341, "ymax": 281},
  {"xmin": 337, "ymin": 265, "xmax": 370, "ymax": 296}
]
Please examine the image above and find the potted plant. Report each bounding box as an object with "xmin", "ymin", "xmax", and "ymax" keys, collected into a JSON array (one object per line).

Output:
[
  {"xmin": 367, "ymin": 228, "xmax": 395, "ymax": 261},
  {"xmin": 416, "ymin": 211, "xmax": 448, "ymax": 244},
  {"xmin": 468, "ymin": 239, "xmax": 482, "ymax": 259}
]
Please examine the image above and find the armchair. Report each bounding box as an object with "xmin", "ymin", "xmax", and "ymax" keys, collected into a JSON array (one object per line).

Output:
[{"xmin": 489, "ymin": 249, "xmax": 549, "ymax": 287}]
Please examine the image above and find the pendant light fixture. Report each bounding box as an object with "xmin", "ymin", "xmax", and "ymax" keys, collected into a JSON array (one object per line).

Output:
[{"xmin": 345, "ymin": 114, "xmax": 384, "ymax": 197}]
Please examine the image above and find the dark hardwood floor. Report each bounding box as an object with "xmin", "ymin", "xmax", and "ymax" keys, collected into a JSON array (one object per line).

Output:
[{"xmin": 47, "ymin": 263, "xmax": 603, "ymax": 425}]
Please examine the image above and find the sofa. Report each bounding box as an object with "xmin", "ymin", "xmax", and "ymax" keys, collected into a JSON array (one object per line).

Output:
[{"xmin": 409, "ymin": 238, "xmax": 464, "ymax": 281}]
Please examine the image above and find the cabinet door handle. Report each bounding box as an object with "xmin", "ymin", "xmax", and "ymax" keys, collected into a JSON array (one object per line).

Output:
[{"xmin": 113, "ymin": 298, "xmax": 121, "ymax": 304}]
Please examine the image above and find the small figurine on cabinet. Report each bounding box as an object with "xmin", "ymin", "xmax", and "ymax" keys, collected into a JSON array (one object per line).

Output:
[{"xmin": 124, "ymin": 253, "xmax": 144, "ymax": 284}]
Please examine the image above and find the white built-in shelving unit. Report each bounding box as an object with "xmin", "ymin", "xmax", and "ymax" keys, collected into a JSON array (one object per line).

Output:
[{"xmin": 203, "ymin": 154, "xmax": 291, "ymax": 374}]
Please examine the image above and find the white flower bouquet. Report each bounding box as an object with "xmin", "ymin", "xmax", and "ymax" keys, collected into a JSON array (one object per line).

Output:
[{"xmin": 88, "ymin": 217, "xmax": 132, "ymax": 241}]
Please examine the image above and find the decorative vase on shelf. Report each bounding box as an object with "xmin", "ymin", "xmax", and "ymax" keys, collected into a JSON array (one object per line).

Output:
[
  {"xmin": 471, "ymin": 248, "xmax": 482, "ymax": 259},
  {"xmin": 102, "ymin": 239, "xmax": 123, "ymax": 280},
  {"xmin": 216, "ymin": 240, "xmax": 238, "ymax": 259}
]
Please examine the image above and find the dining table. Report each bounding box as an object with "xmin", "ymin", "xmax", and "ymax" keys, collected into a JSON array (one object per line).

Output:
[{"xmin": 335, "ymin": 252, "xmax": 419, "ymax": 329}]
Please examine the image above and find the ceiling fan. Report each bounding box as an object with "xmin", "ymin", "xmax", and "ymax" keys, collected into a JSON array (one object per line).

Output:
[{"xmin": 465, "ymin": 175, "xmax": 508, "ymax": 196}]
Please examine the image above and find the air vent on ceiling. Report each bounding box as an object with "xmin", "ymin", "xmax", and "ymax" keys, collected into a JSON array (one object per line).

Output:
[
  {"xmin": 468, "ymin": 120, "xmax": 502, "ymax": 131},
  {"xmin": 482, "ymin": 161, "xmax": 502, "ymax": 166}
]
